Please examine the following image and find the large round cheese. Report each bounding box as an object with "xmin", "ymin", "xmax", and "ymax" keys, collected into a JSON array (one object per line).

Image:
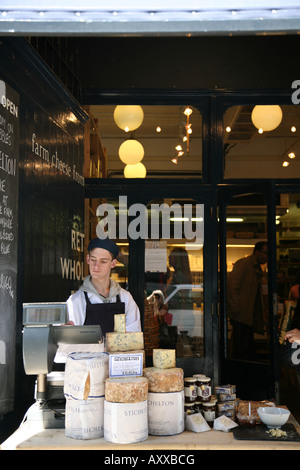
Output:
[
  {"xmin": 105, "ymin": 376, "xmax": 148, "ymax": 403},
  {"xmin": 143, "ymin": 367, "xmax": 184, "ymax": 393},
  {"xmin": 65, "ymin": 397, "xmax": 104, "ymax": 440},
  {"xmin": 148, "ymin": 390, "xmax": 184, "ymax": 436},
  {"xmin": 64, "ymin": 352, "xmax": 109, "ymax": 400},
  {"xmin": 104, "ymin": 400, "xmax": 148, "ymax": 444}
]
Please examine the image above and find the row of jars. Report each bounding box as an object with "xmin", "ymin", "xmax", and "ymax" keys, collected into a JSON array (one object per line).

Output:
[{"xmin": 184, "ymin": 374, "xmax": 211, "ymax": 403}]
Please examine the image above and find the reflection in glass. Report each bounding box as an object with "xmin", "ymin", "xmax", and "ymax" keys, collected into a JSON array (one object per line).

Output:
[
  {"xmin": 145, "ymin": 199, "xmax": 204, "ymax": 358},
  {"xmin": 225, "ymin": 193, "xmax": 270, "ymax": 363}
]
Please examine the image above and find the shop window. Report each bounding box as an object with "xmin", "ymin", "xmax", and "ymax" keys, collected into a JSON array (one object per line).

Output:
[
  {"xmin": 144, "ymin": 199, "xmax": 204, "ymax": 358},
  {"xmin": 223, "ymin": 104, "xmax": 300, "ymax": 179},
  {"xmin": 85, "ymin": 105, "xmax": 202, "ymax": 179},
  {"xmin": 276, "ymin": 193, "xmax": 300, "ymax": 302}
]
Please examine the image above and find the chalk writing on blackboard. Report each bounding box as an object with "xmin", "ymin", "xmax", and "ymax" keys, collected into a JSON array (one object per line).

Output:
[{"xmin": 0, "ymin": 79, "xmax": 19, "ymax": 416}]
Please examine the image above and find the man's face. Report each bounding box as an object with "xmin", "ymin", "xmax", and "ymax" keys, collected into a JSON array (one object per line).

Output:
[
  {"xmin": 255, "ymin": 246, "xmax": 268, "ymax": 265},
  {"xmin": 87, "ymin": 248, "xmax": 117, "ymax": 280}
]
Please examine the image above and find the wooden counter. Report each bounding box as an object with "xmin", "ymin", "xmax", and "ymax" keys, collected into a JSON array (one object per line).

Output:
[{"xmin": 2, "ymin": 415, "xmax": 300, "ymax": 450}]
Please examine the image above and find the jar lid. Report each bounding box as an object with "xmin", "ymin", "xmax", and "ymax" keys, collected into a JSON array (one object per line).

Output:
[
  {"xmin": 184, "ymin": 402, "xmax": 195, "ymax": 407},
  {"xmin": 199, "ymin": 377, "xmax": 211, "ymax": 382},
  {"xmin": 184, "ymin": 377, "xmax": 197, "ymax": 383},
  {"xmin": 203, "ymin": 401, "xmax": 216, "ymax": 407},
  {"xmin": 193, "ymin": 374, "xmax": 206, "ymax": 379}
]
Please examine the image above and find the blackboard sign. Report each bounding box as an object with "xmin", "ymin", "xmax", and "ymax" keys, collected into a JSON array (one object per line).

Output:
[{"xmin": 0, "ymin": 79, "xmax": 19, "ymax": 416}]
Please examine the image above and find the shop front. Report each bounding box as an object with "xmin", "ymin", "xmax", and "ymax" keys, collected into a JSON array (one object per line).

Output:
[{"xmin": 1, "ymin": 29, "xmax": 300, "ymax": 449}]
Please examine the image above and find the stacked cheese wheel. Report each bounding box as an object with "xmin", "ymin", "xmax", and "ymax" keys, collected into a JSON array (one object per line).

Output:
[
  {"xmin": 64, "ymin": 352, "xmax": 109, "ymax": 440},
  {"xmin": 144, "ymin": 349, "xmax": 185, "ymax": 436},
  {"xmin": 104, "ymin": 314, "xmax": 148, "ymax": 444}
]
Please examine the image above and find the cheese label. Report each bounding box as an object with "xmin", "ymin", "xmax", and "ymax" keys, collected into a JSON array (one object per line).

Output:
[
  {"xmin": 148, "ymin": 391, "xmax": 184, "ymax": 436},
  {"xmin": 104, "ymin": 400, "xmax": 148, "ymax": 444},
  {"xmin": 65, "ymin": 397, "xmax": 105, "ymax": 440},
  {"xmin": 109, "ymin": 353, "xmax": 143, "ymax": 378}
]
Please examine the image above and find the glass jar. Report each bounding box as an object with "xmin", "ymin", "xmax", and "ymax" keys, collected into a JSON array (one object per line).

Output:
[
  {"xmin": 194, "ymin": 375, "xmax": 206, "ymax": 399},
  {"xmin": 193, "ymin": 401, "xmax": 202, "ymax": 414},
  {"xmin": 184, "ymin": 402, "xmax": 196, "ymax": 418},
  {"xmin": 184, "ymin": 377, "xmax": 197, "ymax": 402},
  {"xmin": 198, "ymin": 377, "xmax": 211, "ymax": 402},
  {"xmin": 202, "ymin": 400, "xmax": 217, "ymax": 426}
]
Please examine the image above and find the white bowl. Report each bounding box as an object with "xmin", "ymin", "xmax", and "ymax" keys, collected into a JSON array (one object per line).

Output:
[{"xmin": 257, "ymin": 407, "xmax": 290, "ymax": 428}]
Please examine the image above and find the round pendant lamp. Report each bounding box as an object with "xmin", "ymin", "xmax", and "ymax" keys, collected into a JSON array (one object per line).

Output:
[
  {"xmin": 251, "ymin": 105, "xmax": 283, "ymax": 132},
  {"xmin": 124, "ymin": 162, "xmax": 147, "ymax": 178},
  {"xmin": 118, "ymin": 139, "xmax": 144, "ymax": 164},
  {"xmin": 113, "ymin": 105, "xmax": 144, "ymax": 132}
]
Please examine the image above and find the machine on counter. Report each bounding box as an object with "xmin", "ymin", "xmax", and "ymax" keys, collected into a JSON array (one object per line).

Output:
[{"xmin": 22, "ymin": 302, "xmax": 103, "ymax": 429}]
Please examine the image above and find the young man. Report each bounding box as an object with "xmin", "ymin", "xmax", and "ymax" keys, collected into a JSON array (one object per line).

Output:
[{"xmin": 67, "ymin": 238, "xmax": 141, "ymax": 335}]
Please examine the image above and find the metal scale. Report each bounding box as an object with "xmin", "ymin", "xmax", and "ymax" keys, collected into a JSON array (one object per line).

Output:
[{"xmin": 22, "ymin": 302, "xmax": 102, "ymax": 429}]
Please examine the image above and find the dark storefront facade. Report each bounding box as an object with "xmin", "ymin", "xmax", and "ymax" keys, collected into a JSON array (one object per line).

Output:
[{"xmin": 1, "ymin": 4, "xmax": 300, "ymax": 443}]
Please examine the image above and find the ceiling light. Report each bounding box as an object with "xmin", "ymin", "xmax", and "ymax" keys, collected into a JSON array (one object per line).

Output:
[
  {"xmin": 175, "ymin": 144, "xmax": 182, "ymax": 151},
  {"xmin": 124, "ymin": 162, "xmax": 146, "ymax": 178},
  {"xmin": 291, "ymin": 126, "xmax": 297, "ymax": 132},
  {"xmin": 156, "ymin": 126, "xmax": 161, "ymax": 133},
  {"xmin": 288, "ymin": 152, "xmax": 296, "ymax": 159},
  {"xmin": 171, "ymin": 158, "xmax": 178, "ymax": 164},
  {"xmin": 226, "ymin": 126, "xmax": 231, "ymax": 132},
  {"xmin": 251, "ymin": 105, "xmax": 283, "ymax": 132},
  {"xmin": 226, "ymin": 218, "xmax": 244, "ymax": 222},
  {"xmin": 184, "ymin": 107, "xmax": 193, "ymax": 116},
  {"xmin": 282, "ymin": 161, "xmax": 289, "ymax": 167},
  {"xmin": 114, "ymin": 105, "xmax": 144, "ymax": 132},
  {"xmin": 118, "ymin": 139, "xmax": 144, "ymax": 164}
]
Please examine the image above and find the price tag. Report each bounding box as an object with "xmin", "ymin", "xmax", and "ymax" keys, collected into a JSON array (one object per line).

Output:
[{"xmin": 109, "ymin": 353, "xmax": 143, "ymax": 377}]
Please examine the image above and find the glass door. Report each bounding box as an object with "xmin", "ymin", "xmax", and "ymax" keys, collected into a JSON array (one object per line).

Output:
[
  {"xmin": 142, "ymin": 192, "xmax": 217, "ymax": 380},
  {"xmin": 218, "ymin": 184, "xmax": 278, "ymax": 402}
]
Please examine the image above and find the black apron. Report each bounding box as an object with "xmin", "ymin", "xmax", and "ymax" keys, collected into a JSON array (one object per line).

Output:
[{"xmin": 84, "ymin": 291, "xmax": 125, "ymax": 336}]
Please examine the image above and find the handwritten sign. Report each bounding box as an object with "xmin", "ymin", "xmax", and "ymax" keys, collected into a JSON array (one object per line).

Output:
[{"xmin": 0, "ymin": 79, "xmax": 19, "ymax": 416}]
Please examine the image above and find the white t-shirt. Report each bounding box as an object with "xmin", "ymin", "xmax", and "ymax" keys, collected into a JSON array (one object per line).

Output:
[{"xmin": 67, "ymin": 288, "xmax": 141, "ymax": 332}]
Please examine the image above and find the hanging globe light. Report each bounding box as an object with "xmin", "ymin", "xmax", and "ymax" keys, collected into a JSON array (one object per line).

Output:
[
  {"xmin": 124, "ymin": 163, "xmax": 147, "ymax": 178},
  {"xmin": 118, "ymin": 139, "xmax": 144, "ymax": 164},
  {"xmin": 113, "ymin": 105, "xmax": 144, "ymax": 132},
  {"xmin": 251, "ymin": 105, "xmax": 283, "ymax": 132}
]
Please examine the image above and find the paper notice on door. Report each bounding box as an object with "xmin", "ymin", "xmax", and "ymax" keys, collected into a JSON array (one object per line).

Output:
[{"xmin": 145, "ymin": 240, "xmax": 167, "ymax": 273}]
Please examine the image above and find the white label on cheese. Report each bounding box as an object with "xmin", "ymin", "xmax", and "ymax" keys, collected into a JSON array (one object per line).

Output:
[
  {"xmin": 104, "ymin": 400, "xmax": 148, "ymax": 444},
  {"xmin": 64, "ymin": 352, "xmax": 109, "ymax": 400},
  {"xmin": 109, "ymin": 353, "xmax": 143, "ymax": 378},
  {"xmin": 148, "ymin": 390, "xmax": 184, "ymax": 436},
  {"xmin": 65, "ymin": 397, "xmax": 104, "ymax": 440}
]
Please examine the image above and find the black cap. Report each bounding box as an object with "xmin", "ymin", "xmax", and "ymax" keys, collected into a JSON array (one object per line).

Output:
[{"xmin": 87, "ymin": 238, "xmax": 119, "ymax": 258}]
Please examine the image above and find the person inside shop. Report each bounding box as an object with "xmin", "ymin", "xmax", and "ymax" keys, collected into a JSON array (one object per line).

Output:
[
  {"xmin": 66, "ymin": 237, "xmax": 141, "ymax": 335},
  {"xmin": 167, "ymin": 247, "xmax": 193, "ymax": 285},
  {"xmin": 227, "ymin": 241, "xmax": 268, "ymax": 361},
  {"xmin": 166, "ymin": 247, "xmax": 193, "ymax": 309}
]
